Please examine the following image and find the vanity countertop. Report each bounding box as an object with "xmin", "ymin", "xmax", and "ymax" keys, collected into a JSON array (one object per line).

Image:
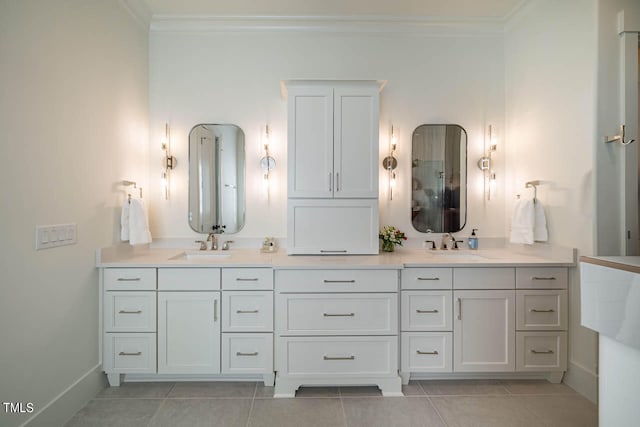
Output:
[
  {"xmin": 580, "ymin": 255, "xmax": 640, "ymax": 274},
  {"xmin": 97, "ymin": 245, "xmax": 575, "ymax": 268}
]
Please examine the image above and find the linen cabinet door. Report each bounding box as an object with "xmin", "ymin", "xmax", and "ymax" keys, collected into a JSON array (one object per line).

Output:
[
  {"xmin": 453, "ymin": 290, "xmax": 515, "ymax": 372},
  {"xmin": 333, "ymin": 85, "xmax": 379, "ymax": 198},
  {"xmin": 157, "ymin": 291, "xmax": 221, "ymax": 374},
  {"xmin": 287, "ymin": 85, "xmax": 334, "ymax": 198}
]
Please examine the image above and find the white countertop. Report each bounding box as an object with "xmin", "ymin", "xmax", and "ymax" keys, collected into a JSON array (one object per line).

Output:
[{"xmin": 97, "ymin": 245, "xmax": 576, "ymax": 268}]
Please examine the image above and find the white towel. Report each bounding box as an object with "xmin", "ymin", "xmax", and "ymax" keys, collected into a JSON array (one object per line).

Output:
[
  {"xmin": 128, "ymin": 199, "xmax": 152, "ymax": 245},
  {"xmin": 533, "ymin": 201, "xmax": 548, "ymax": 242},
  {"xmin": 120, "ymin": 201, "xmax": 130, "ymax": 241},
  {"xmin": 510, "ymin": 198, "xmax": 535, "ymax": 244}
]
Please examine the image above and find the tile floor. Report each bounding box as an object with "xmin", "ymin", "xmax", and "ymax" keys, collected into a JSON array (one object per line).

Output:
[{"xmin": 64, "ymin": 379, "xmax": 598, "ymax": 427}]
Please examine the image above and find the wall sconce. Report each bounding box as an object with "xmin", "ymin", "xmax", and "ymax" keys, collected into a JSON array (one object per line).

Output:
[
  {"xmin": 477, "ymin": 124, "xmax": 497, "ymax": 201},
  {"xmin": 161, "ymin": 123, "xmax": 177, "ymax": 200},
  {"xmin": 260, "ymin": 125, "xmax": 276, "ymax": 200},
  {"xmin": 382, "ymin": 125, "xmax": 399, "ymax": 200}
]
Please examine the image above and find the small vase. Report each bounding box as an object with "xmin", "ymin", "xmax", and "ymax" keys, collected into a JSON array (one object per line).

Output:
[{"xmin": 381, "ymin": 240, "xmax": 395, "ymax": 252}]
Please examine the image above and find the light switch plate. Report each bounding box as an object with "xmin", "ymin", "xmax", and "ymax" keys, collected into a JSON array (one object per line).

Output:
[{"xmin": 36, "ymin": 223, "xmax": 77, "ymax": 250}]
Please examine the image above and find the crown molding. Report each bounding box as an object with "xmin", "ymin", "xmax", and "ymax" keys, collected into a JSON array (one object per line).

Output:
[
  {"xmin": 150, "ymin": 15, "xmax": 505, "ymax": 36},
  {"xmin": 120, "ymin": 0, "xmax": 152, "ymax": 29}
]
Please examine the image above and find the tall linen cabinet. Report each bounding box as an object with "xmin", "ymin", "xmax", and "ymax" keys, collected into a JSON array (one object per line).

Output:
[{"xmin": 284, "ymin": 80, "xmax": 384, "ymax": 254}]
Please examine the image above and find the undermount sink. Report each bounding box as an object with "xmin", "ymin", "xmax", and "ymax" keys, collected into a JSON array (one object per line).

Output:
[
  {"xmin": 429, "ymin": 251, "xmax": 488, "ymax": 261},
  {"xmin": 170, "ymin": 251, "xmax": 233, "ymax": 261}
]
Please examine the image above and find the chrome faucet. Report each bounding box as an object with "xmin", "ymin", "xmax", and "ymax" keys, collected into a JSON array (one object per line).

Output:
[
  {"xmin": 222, "ymin": 240, "xmax": 234, "ymax": 251},
  {"xmin": 195, "ymin": 240, "xmax": 207, "ymax": 251},
  {"xmin": 207, "ymin": 233, "xmax": 218, "ymax": 250}
]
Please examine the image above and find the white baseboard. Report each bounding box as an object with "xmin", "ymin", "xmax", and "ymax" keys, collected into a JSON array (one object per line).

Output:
[
  {"xmin": 22, "ymin": 365, "xmax": 106, "ymax": 427},
  {"xmin": 563, "ymin": 361, "xmax": 598, "ymax": 404}
]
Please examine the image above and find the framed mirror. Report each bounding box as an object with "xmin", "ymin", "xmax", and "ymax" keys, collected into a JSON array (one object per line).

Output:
[
  {"xmin": 188, "ymin": 124, "xmax": 245, "ymax": 234},
  {"xmin": 411, "ymin": 124, "xmax": 467, "ymax": 233}
]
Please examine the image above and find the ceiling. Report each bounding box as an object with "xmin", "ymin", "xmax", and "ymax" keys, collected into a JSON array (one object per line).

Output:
[{"xmin": 142, "ymin": 0, "xmax": 526, "ymax": 19}]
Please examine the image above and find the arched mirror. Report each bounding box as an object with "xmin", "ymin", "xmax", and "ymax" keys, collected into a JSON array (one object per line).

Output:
[
  {"xmin": 188, "ymin": 124, "xmax": 245, "ymax": 234},
  {"xmin": 411, "ymin": 124, "xmax": 467, "ymax": 233}
]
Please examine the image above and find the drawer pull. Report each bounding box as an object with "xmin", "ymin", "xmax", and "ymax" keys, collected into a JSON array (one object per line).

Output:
[
  {"xmin": 236, "ymin": 278, "xmax": 259, "ymax": 281},
  {"xmin": 118, "ymin": 310, "xmax": 142, "ymax": 314},
  {"xmin": 416, "ymin": 350, "xmax": 439, "ymax": 355},
  {"xmin": 531, "ymin": 276, "xmax": 557, "ymax": 281},
  {"xmin": 457, "ymin": 298, "xmax": 462, "ymax": 320},
  {"xmin": 118, "ymin": 351, "xmax": 142, "ymax": 356},
  {"xmin": 323, "ymin": 312, "xmax": 355, "ymax": 317},
  {"xmin": 416, "ymin": 309, "xmax": 439, "ymax": 314},
  {"xmin": 530, "ymin": 349, "xmax": 554, "ymax": 354},
  {"xmin": 323, "ymin": 355, "xmax": 355, "ymax": 361},
  {"xmin": 116, "ymin": 278, "xmax": 141, "ymax": 282},
  {"xmin": 236, "ymin": 352, "xmax": 259, "ymax": 357},
  {"xmin": 320, "ymin": 250, "xmax": 348, "ymax": 253},
  {"xmin": 214, "ymin": 300, "xmax": 218, "ymax": 322},
  {"xmin": 236, "ymin": 309, "xmax": 259, "ymax": 314},
  {"xmin": 417, "ymin": 277, "xmax": 440, "ymax": 281},
  {"xmin": 323, "ymin": 280, "xmax": 356, "ymax": 283},
  {"xmin": 530, "ymin": 308, "xmax": 555, "ymax": 313}
]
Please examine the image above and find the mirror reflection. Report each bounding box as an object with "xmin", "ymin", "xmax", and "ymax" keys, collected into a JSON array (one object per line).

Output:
[
  {"xmin": 411, "ymin": 124, "xmax": 467, "ymax": 233},
  {"xmin": 188, "ymin": 124, "xmax": 245, "ymax": 234}
]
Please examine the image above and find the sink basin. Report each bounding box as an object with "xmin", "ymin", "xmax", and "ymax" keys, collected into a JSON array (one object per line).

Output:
[
  {"xmin": 170, "ymin": 251, "xmax": 233, "ymax": 261},
  {"xmin": 429, "ymin": 252, "xmax": 488, "ymax": 261}
]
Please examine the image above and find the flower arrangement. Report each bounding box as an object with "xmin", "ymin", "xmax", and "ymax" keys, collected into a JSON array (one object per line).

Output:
[{"xmin": 379, "ymin": 225, "xmax": 407, "ymax": 252}]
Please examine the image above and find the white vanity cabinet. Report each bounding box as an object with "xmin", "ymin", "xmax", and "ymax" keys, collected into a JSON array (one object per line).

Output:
[
  {"xmin": 274, "ymin": 268, "xmax": 402, "ymax": 397},
  {"xmin": 157, "ymin": 268, "xmax": 221, "ymax": 375},
  {"xmin": 102, "ymin": 268, "xmax": 157, "ymax": 387},
  {"xmin": 221, "ymin": 268, "xmax": 274, "ymax": 385},
  {"xmin": 285, "ymin": 80, "xmax": 382, "ymax": 255},
  {"xmin": 400, "ymin": 266, "xmax": 568, "ymax": 383}
]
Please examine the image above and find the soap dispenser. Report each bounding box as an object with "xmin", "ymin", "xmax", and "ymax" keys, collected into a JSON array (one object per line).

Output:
[{"xmin": 468, "ymin": 228, "xmax": 479, "ymax": 250}]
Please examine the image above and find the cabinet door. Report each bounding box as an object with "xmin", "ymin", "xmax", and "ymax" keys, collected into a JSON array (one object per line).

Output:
[
  {"xmin": 333, "ymin": 85, "xmax": 379, "ymax": 198},
  {"xmin": 158, "ymin": 292, "xmax": 220, "ymax": 374},
  {"xmin": 453, "ymin": 290, "xmax": 515, "ymax": 372},
  {"xmin": 287, "ymin": 85, "xmax": 334, "ymax": 198}
]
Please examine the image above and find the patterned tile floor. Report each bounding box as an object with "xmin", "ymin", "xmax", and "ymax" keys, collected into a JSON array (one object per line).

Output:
[{"xmin": 65, "ymin": 379, "xmax": 598, "ymax": 427}]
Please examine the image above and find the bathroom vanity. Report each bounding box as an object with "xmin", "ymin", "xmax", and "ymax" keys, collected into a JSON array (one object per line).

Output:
[{"xmin": 97, "ymin": 245, "xmax": 574, "ymax": 395}]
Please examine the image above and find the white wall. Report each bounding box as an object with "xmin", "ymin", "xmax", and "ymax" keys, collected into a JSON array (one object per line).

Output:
[
  {"xmin": 504, "ymin": 0, "xmax": 598, "ymax": 400},
  {"xmin": 148, "ymin": 24, "xmax": 506, "ymax": 242},
  {"xmin": 0, "ymin": 1, "xmax": 149, "ymax": 426}
]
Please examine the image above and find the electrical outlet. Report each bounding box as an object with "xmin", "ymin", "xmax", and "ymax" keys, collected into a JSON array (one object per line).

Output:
[{"xmin": 35, "ymin": 223, "xmax": 77, "ymax": 250}]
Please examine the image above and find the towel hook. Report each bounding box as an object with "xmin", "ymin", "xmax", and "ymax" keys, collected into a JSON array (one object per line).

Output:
[
  {"xmin": 122, "ymin": 180, "xmax": 143, "ymax": 202},
  {"xmin": 525, "ymin": 180, "xmax": 541, "ymax": 202},
  {"xmin": 605, "ymin": 125, "xmax": 635, "ymax": 145}
]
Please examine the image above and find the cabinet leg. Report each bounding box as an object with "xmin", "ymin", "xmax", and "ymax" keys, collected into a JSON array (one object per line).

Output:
[
  {"xmin": 106, "ymin": 373, "xmax": 121, "ymax": 387},
  {"xmin": 379, "ymin": 377, "xmax": 403, "ymax": 397},
  {"xmin": 263, "ymin": 373, "xmax": 275, "ymax": 387},
  {"xmin": 400, "ymin": 372, "xmax": 410, "ymax": 385},
  {"xmin": 546, "ymin": 371, "xmax": 565, "ymax": 384}
]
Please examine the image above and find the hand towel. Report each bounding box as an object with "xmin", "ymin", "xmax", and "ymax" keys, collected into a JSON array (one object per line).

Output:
[
  {"xmin": 533, "ymin": 200, "xmax": 548, "ymax": 242},
  {"xmin": 128, "ymin": 198, "xmax": 152, "ymax": 245},
  {"xmin": 120, "ymin": 201, "xmax": 130, "ymax": 241},
  {"xmin": 509, "ymin": 198, "xmax": 535, "ymax": 244}
]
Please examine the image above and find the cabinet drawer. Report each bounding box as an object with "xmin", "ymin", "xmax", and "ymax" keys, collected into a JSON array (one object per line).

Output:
[
  {"xmin": 222, "ymin": 291, "xmax": 273, "ymax": 332},
  {"xmin": 287, "ymin": 199, "xmax": 379, "ymax": 255},
  {"xmin": 104, "ymin": 291, "xmax": 156, "ymax": 332},
  {"xmin": 401, "ymin": 268, "xmax": 453, "ymax": 290},
  {"xmin": 453, "ymin": 268, "xmax": 515, "ymax": 290},
  {"xmin": 277, "ymin": 336, "xmax": 397, "ymax": 376},
  {"xmin": 223, "ymin": 268, "xmax": 273, "ymax": 290},
  {"xmin": 276, "ymin": 269, "xmax": 398, "ymax": 293},
  {"xmin": 401, "ymin": 291, "xmax": 452, "ymax": 331},
  {"xmin": 103, "ymin": 333, "xmax": 156, "ymax": 374},
  {"xmin": 104, "ymin": 268, "xmax": 156, "ymax": 291},
  {"xmin": 158, "ymin": 268, "xmax": 221, "ymax": 291},
  {"xmin": 516, "ymin": 290, "xmax": 567, "ymax": 331},
  {"xmin": 516, "ymin": 268, "xmax": 568, "ymax": 289},
  {"xmin": 276, "ymin": 293, "xmax": 397, "ymax": 335},
  {"xmin": 401, "ymin": 332, "xmax": 452, "ymax": 373},
  {"xmin": 222, "ymin": 333, "xmax": 273, "ymax": 374},
  {"xmin": 516, "ymin": 332, "xmax": 567, "ymax": 371}
]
